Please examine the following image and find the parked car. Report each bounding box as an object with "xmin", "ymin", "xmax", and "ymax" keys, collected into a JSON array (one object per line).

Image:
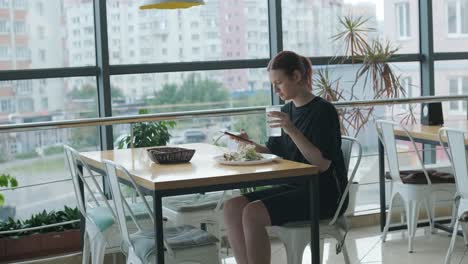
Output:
[{"xmin": 183, "ymin": 129, "xmax": 207, "ymax": 143}]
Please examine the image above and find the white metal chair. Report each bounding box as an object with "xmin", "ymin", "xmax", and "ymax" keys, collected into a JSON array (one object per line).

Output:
[
  {"xmin": 162, "ymin": 190, "xmax": 238, "ymax": 262},
  {"xmin": 267, "ymin": 136, "xmax": 362, "ymax": 264},
  {"xmin": 64, "ymin": 145, "xmax": 153, "ymax": 264},
  {"xmin": 438, "ymin": 128, "xmax": 468, "ymax": 264},
  {"xmin": 376, "ymin": 120, "xmax": 455, "ymax": 253},
  {"xmin": 103, "ymin": 159, "xmax": 220, "ymax": 264},
  {"xmin": 64, "ymin": 145, "xmax": 122, "ymax": 264}
]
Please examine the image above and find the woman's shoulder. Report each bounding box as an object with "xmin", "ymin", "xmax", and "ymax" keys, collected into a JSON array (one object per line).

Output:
[{"xmin": 314, "ymin": 97, "xmax": 338, "ymax": 114}]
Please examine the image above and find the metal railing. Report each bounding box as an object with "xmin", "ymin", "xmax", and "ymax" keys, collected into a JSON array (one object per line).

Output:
[{"xmin": 0, "ymin": 95, "xmax": 467, "ymax": 133}]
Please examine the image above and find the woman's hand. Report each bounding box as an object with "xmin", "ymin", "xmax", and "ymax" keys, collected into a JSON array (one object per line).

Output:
[
  {"xmin": 226, "ymin": 129, "xmax": 252, "ymax": 145},
  {"xmin": 267, "ymin": 111, "xmax": 297, "ymax": 135}
]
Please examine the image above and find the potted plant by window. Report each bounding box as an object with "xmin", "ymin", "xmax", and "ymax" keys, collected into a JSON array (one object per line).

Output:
[
  {"xmin": 0, "ymin": 206, "xmax": 80, "ymax": 261},
  {"xmin": 0, "ymin": 174, "xmax": 18, "ymax": 221},
  {"xmin": 117, "ymin": 109, "xmax": 176, "ymax": 149}
]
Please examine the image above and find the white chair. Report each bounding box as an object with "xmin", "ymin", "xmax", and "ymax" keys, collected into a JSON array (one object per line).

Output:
[
  {"xmin": 103, "ymin": 159, "xmax": 220, "ymax": 264},
  {"xmin": 162, "ymin": 190, "xmax": 237, "ymax": 237},
  {"xmin": 267, "ymin": 136, "xmax": 362, "ymax": 264},
  {"xmin": 64, "ymin": 145, "xmax": 122, "ymax": 264},
  {"xmin": 64, "ymin": 145, "xmax": 153, "ymax": 264},
  {"xmin": 376, "ymin": 120, "xmax": 455, "ymax": 253},
  {"xmin": 438, "ymin": 128, "xmax": 468, "ymax": 264}
]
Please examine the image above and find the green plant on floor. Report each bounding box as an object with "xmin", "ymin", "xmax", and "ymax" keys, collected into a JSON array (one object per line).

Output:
[
  {"xmin": 315, "ymin": 15, "xmax": 416, "ymax": 137},
  {"xmin": 0, "ymin": 174, "xmax": 18, "ymax": 206},
  {"xmin": 0, "ymin": 206, "xmax": 79, "ymax": 238},
  {"xmin": 117, "ymin": 109, "xmax": 176, "ymax": 149}
]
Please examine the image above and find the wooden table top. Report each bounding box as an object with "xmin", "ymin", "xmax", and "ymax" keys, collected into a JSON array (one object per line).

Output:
[
  {"xmin": 394, "ymin": 119, "xmax": 468, "ymax": 144},
  {"xmin": 79, "ymin": 143, "xmax": 319, "ymax": 191}
]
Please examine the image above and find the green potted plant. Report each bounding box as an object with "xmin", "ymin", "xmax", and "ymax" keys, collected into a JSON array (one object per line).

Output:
[
  {"xmin": 0, "ymin": 206, "xmax": 80, "ymax": 261},
  {"xmin": 0, "ymin": 174, "xmax": 18, "ymax": 221},
  {"xmin": 117, "ymin": 109, "xmax": 176, "ymax": 148}
]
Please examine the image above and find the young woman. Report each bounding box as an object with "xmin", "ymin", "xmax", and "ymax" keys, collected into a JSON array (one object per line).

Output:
[{"xmin": 223, "ymin": 50, "xmax": 347, "ymax": 264}]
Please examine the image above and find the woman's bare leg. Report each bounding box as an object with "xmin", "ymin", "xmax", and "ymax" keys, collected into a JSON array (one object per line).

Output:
[
  {"xmin": 224, "ymin": 196, "xmax": 250, "ymax": 264},
  {"xmin": 242, "ymin": 201, "xmax": 272, "ymax": 264}
]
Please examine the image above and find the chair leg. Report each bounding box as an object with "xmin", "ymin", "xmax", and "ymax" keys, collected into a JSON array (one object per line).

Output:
[
  {"xmin": 320, "ymin": 239, "xmax": 324, "ymax": 264},
  {"xmin": 444, "ymin": 218, "xmax": 460, "ymax": 264},
  {"xmin": 382, "ymin": 193, "xmax": 397, "ymax": 242},
  {"xmin": 342, "ymin": 243, "xmax": 351, "ymax": 264},
  {"xmin": 406, "ymin": 199, "xmax": 422, "ymax": 253},
  {"xmin": 424, "ymin": 197, "xmax": 434, "ymax": 234},
  {"xmin": 82, "ymin": 233, "xmax": 90, "ymax": 264},
  {"xmin": 284, "ymin": 242, "xmax": 303, "ymax": 264},
  {"xmin": 462, "ymin": 223, "xmax": 468, "ymax": 246},
  {"xmin": 449, "ymin": 197, "xmax": 459, "ymax": 229},
  {"xmin": 90, "ymin": 235, "xmax": 107, "ymax": 264}
]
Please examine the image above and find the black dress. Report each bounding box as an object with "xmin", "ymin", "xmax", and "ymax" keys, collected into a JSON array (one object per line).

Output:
[{"xmin": 243, "ymin": 96, "xmax": 348, "ymax": 225}]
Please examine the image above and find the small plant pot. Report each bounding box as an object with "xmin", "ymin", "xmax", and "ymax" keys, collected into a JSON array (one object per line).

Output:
[{"xmin": 0, "ymin": 229, "xmax": 80, "ymax": 261}]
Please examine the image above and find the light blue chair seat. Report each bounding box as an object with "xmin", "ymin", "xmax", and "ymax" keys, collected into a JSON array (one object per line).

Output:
[
  {"xmin": 88, "ymin": 202, "xmax": 153, "ymax": 232},
  {"xmin": 123, "ymin": 225, "xmax": 219, "ymax": 262},
  {"xmin": 163, "ymin": 192, "xmax": 225, "ymax": 212}
]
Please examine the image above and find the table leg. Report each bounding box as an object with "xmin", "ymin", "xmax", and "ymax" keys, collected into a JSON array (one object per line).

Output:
[
  {"xmin": 154, "ymin": 193, "xmax": 165, "ymax": 264},
  {"xmin": 379, "ymin": 139, "xmax": 386, "ymax": 231},
  {"xmin": 310, "ymin": 176, "xmax": 320, "ymax": 264}
]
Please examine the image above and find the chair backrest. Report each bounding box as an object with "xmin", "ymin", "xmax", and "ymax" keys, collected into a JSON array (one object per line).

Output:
[
  {"xmin": 103, "ymin": 159, "xmax": 174, "ymax": 256},
  {"xmin": 375, "ymin": 120, "xmax": 431, "ymax": 185},
  {"xmin": 439, "ymin": 128, "xmax": 468, "ymax": 199},
  {"xmin": 329, "ymin": 136, "xmax": 362, "ymax": 225},
  {"xmin": 63, "ymin": 145, "xmax": 116, "ymax": 220}
]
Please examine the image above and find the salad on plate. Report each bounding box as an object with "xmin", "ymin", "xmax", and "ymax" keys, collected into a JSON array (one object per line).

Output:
[{"xmin": 222, "ymin": 144, "xmax": 263, "ymax": 162}]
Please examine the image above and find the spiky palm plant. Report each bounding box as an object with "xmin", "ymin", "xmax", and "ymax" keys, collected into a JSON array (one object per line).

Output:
[
  {"xmin": 317, "ymin": 15, "xmax": 416, "ymax": 136},
  {"xmin": 331, "ymin": 16, "xmax": 374, "ymax": 63}
]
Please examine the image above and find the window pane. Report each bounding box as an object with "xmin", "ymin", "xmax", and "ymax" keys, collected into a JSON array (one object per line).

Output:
[
  {"xmin": 462, "ymin": 0, "xmax": 468, "ymax": 33},
  {"xmin": 110, "ymin": 68, "xmax": 270, "ymax": 115},
  {"xmin": 282, "ymin": 0, "xmax": 419, "ymax": 56},
  {"xmin": 0, "ymin": 0, "xmax": 95, "ymax": 70},
  {"xmin": 395, "ymin": 3, "xmax": 410, "ymax": 38},
  {"xmin": 1, "ymin": 127, "xmax": 100, "ymax": 219},
  {"xmin": 434, "ymin": 0, "xmax": 468, "ymax": 51},
  {"xmin": 435, "ymin": 60, "xmax": 468, "ymax": 115},
  {"xmin": 463, "ymin": 77, "xmax": 468, "ymax": 93},
  {"xmin": 106, "ymin": 0, "xmax": 270, "ymax": 64},
  {"xmin": 449, "ymin": 79, "xmax": 458, "ymax": 94},
  {"xmin": 447, "ymin": 0, "xmax": 457, "ymax": 33},
  {"xmin": 0, "ymin": 77, "xmax": 98, "ymax": 125}
]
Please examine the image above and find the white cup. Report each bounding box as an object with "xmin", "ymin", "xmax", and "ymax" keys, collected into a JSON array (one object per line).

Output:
[{"xmin": 266, "ymin": 105, "xmax": 282, "ymax": 137}]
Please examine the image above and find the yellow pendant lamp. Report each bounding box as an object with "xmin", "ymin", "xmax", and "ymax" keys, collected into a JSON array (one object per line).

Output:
[{"xmin": 140, "ymin": 0, "xmax": 205, "ymax": 10}]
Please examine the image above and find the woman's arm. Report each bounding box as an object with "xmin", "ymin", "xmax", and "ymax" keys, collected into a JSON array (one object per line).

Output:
[
  {"xmin": 253, "ymin": 143, "xmax": 271, "ymax": 154},
  {"xmin": 229, "ymin": 131, "xmax": 271, "ymax": 154},
  {"xmin": 287, "ymin": 127, "xmax": 331, "ymax": 172},
  {"xmin": 268, "ymin": 111, "xmax": 331, "ymax": 172}
]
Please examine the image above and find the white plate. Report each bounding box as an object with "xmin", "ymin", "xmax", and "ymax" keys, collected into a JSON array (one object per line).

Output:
[{"xmin": 214, "ymin": 153, "xmax": 279, "ymax": 166}]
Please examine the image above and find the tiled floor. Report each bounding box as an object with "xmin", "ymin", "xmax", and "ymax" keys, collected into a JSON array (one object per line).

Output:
[
  {"xmin": 14, "ymin": 225, "xmax": 468, "ymax": 264},
  {"xmin": 221, "ymin": 226, "xmax": 468, "ymax": 264}
]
